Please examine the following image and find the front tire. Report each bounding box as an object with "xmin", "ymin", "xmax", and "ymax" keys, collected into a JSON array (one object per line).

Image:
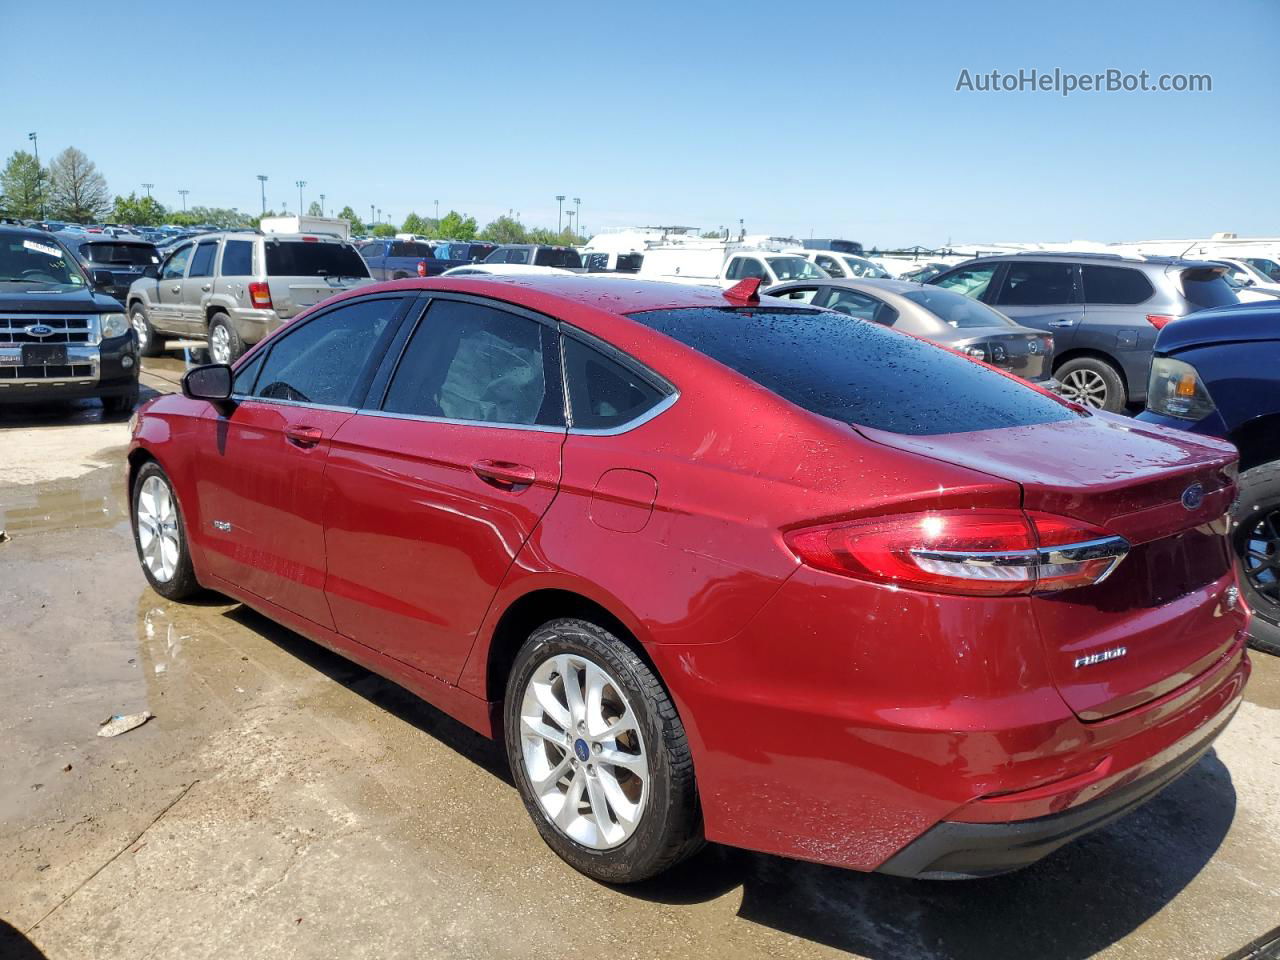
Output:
[
  {"xmin": 130, "ymin": 302, "xmax": 164, "ymax": 357},
  {"xmin": 103, "ymin": 387, "xmax": 139, "ymax": 417},
  {"xmin": 1234, "ymin": 462, "xmax": 1280, "ymax": 656},
  {"xmin": 132, "ymin": 461, "xmax": 201, "ymax": 601},
  {"xmin": 504, "ymin": 618, "xmax": 702, "ymax": 883},
  {"xmin": 1055, "ymin": 357, "xmax": 1127, "ymax": 412},
  {"xmin": 207, "ymin": 312, "xmax": 244, "ymax": 365}
]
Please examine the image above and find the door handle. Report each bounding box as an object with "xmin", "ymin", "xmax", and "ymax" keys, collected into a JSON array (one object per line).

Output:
[
  {"xmin": 1050, "ymin": 319, "xmax": 1075, "ymax": 328},
  {"xmin": 284, "ymin": 425, "xmax": 324, "ymax": 448},
  {"xmin": 471, "ymin": 459, "xmax": 536, "ymax": 489},
  {"xmin": 170, "ymin": 285, "xmax": 181, "ymax": 294},
  {"xmin": 201, "ymin": 284, "xmax": 211, "ymax": 292}
]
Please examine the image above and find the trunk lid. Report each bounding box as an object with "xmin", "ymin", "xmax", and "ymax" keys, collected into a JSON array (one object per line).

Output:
[{"xmin": 858, "ymin": 412, "xmax": 1244, "ymax": 720}]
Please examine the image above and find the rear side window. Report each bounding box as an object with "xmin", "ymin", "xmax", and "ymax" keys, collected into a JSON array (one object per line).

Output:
[
  {"xmin": 265, "ymin": 241, "xmax": 369, "ymax": 278},
  {"xmin": 1081, "ymin": 265, "xmax": 1154, "ymax": 305},
  {"xmin": 251, "ymin": 297, "xmax": 401, "ymax": 406},
  {"xmin": 563, "ymin": 337, "xmax": 668, "ymax": 430},
  {"xmin": 824, "ymin": 288, "xmax": 899, "ymax": 326},
  {"xmin": 629, "ymin": 307, "xmax": 1074, "ymax": 436},
  {"xmin": 382, "ymin": 299, "xmax": 563, "ymax": 426},
  {"xmin": 1179, "ymin": 268, "xmax": 1237, "ymax": 309},
  {"xmin": 505, "ymin": 248, "xmax": 531, "ymax": 264},
  {"xmin": 994, "ymin": 262, "xmax": 1076, "ymax": 306},
  {"xmin": 188, "ymin": 241, "xmax": 218, "ymax": 279},
  {"xmin": 533, "ymin": 248, "xmax": 582, "ymax": 268},
  {"xmin": 221, "ymin": 240, "xmax": 254, "ymax": 277}
]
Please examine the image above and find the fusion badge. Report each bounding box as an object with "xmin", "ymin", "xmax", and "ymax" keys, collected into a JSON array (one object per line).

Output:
[{"xmin": 1074, "ymin": 646, "xmax": 1127, "ymax": 669}]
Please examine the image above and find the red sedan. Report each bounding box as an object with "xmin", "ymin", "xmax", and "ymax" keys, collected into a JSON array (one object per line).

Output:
[{"xmin": 126, "ymin": 275, "xmax": 1250, "ymax": 881}]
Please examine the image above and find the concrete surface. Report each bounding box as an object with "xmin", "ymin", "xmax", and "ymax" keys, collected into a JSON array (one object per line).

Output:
[{"xmin": 1, "ymin": 354, "xmax": 1277, "ymax": 960}]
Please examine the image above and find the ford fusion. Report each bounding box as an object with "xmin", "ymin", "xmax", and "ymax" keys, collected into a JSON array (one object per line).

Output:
[{"xmin": 126, "ymin": 275, "xmax": 1250, "ymax": 881}]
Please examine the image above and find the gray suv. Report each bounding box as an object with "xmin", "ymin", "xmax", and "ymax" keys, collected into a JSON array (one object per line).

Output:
[
  {"xmin": 926, "ymin": 253, "xmax": 1236, "ymax": 410},
  {"xmin": 126, "ymin": 231, "xmax": 373, "ymax": 363}
]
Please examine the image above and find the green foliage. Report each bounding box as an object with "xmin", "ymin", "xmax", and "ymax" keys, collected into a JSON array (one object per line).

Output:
[
  {"xmin": 47, "ymin": 147, "xmax": 109, "ymax": 223},
  {"xmin": 701, "ymin": 229, "xmax": 727, "ymax": 239},
  {"xmin": 307, "ymin": 201, "xmax": 324, "ymax": 217},
  {"xmin": 111, "ymin": 192, "xmax": 168, "ymax": 226},
  {"xmin": 436, "ymin": 210, "xmax": 478, "ymax": 241},
  {"xmin": 401, "ymin": 211, "xmax": 431, "ymax": 235},
  {"xmin": 372, "ymin": 223, "xmax": 397, "ymax": 237},
  {"xmin": 337, "ymin": 206, "xmax": 365, "ymax": 234},
  {"xmin": 526, "ymin": 227, "xmax": 583, "ymax": 246},
  {"xmin": 478, "ymin": 215, "xmax": 527, "ymax": 244},
  {"xmin": 170, "ymin": 206, "xmax": 253, "ymax": 229},
  {"xmin": 0, "ymin": 150, "xmax": 43, "ymax": 219}
]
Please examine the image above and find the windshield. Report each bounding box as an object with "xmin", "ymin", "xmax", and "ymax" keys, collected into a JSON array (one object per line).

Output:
[
  {"xmin": 842, "ymin": 255, "xmax": 889, "ymax": 278},
  {"xmin": 766, "ymin": 256, "xmax": 825, "ymax": 281},
  {"xmin": 902, "ymin": 287, "xmax": 1017, "ymax": 328},
  {"xmin": 0, "ymin": 235, "xmax": 88, "ymax": 290},
  {"xmin": 265, "ymin": 241, "xmax": 370, "ymax": 278},
  {"xmin": 81, "ymin": 242, "xmax": 158, "ymax": 266}
]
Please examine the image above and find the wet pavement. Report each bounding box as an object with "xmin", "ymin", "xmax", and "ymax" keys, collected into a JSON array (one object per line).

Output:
[{"xmin": 1, "ymin": 354, "xmax": 1278, "ymax": 960}]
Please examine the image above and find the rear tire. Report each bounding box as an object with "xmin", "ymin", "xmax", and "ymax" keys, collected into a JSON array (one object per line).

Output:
[
  {"xmin": 130, "ymin": 302, "xmax": 164, "ymax": 357},
  {"xmin": 131, "ymin": 461, "xmax": 201, "ymax": 601},
  {"xmin": 504, "ymin": 618, "xmax": 703, "ymax": 883},
  {"xmin": 207, "ymin": 312, "xmax": 244, "ymax": 365},
  {"xmin": 1234, "ymin": 462, "xmax": 1280, "ymax": 656},
  {"xmin": 1055, "ymin": 357, "xmax": 1126, "ymax": 412}
]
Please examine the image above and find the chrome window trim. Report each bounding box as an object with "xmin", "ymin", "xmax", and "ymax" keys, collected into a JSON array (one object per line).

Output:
[
  {"xmin": 557, "ymin": 324, "xmax": 678, "ymax": 436},
  {"xmin": 229, "ymin": 393, "xmax": 358, "ymax": 414},
  {"xmin": 352, "ymin": 408, "xmax": 568, "ymax": 434},
  {"xmin": 566, "ymin": 390, "xmax": 680, "ymax": 436}
]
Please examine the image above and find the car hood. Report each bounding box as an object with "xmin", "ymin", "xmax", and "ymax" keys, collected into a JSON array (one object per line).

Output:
[
  {"xmin": 1157, "ymin": 303, "xmax": 1280, "ymax": 353},
  {"xmin": 0, "ymin": 287, "xmax": 119, "ymax": 313}
]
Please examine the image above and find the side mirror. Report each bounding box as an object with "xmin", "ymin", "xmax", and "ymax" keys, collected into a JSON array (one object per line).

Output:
[
  {"xmin": 182, "ymin": 363, "xmax": 233, "ymax": 402},
  {"xmin": 91, "ymin": 268, "xmax": 114, "ymax": 288}
]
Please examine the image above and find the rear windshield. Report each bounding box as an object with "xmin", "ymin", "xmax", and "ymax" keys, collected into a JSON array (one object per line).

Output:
[
  {"xmin": 265, "ymin": 241, "xmax": 370, "ymax": 278},
  {"xmin": 533, "ymin": 248, "xmax": 582, "ymax": 268},
  {"xmin": 901, "ymin": 287, "xmax": 1016, "ymax": 328},
  {"xmin": 81, "ymin": 243, "xmax": 157, "ymax": 266},
  {"xmin": 1179, "ymin": 268, "xmax": 1236, "ymax": 310},
  {"xmin": 629, "ymin": 306, "xmax": 1074, "ymax": 436}
]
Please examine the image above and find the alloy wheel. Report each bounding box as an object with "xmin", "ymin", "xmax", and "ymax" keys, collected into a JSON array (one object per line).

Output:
[
  {"xmin": 1058, "ymin": 368, "xmax": 1109, "ymax": 408},
  {"xmin": 519, "ymin": 653, "xmax": 648, "ymax": 849},
  {"xmin": 131, "ymin": 310, "xmax": 149, "ymax": 349},
  {"xmin": 209, "ymin": 324, "xmax": 232, "ymax": 364},
  {"xmin": 136, "ymin": 475, "xmax": 181, "ymax": 582},
  {"xmin": 1243, "ymin": 507, "xmax": 1280, "ymax": 609}
]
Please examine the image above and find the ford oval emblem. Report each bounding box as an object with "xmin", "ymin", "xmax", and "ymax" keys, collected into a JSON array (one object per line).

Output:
[
  {"xmin": 25, "ymin": 323, "xmax": 55, "ymax": 338},
  {"xmin": 1181, "ymin": 483, "xmax": 1205, "ymax": 511}
]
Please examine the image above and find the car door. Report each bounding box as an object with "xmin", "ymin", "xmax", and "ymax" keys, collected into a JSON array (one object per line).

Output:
[
  {"xmin": 321, "ymin": 293, "xmax": 567, "ymax": 681},
  {"xmin": 989, "ymin": 260, "xmax": 1084, "ymax": 350},
  {"xmin": 194, "ymin": 294, "xmax": 410, "ymax": 627},
  {"xmin": 154, "ymin": 242, "xmax": 193, "ymax": 333},
  {"xmin": 182, "ymin": 239, "xmax": 219, "ymax": 334}
]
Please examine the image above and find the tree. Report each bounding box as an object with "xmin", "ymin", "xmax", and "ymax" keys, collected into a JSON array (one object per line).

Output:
[
  {"xmin": 401, "ymin": 211, "xmax": 430, "ymax": 235},
  {"xmin": 111, "ymin": 192, "xmax": 168, "ymax": 226},
  {"xmin": 170, "ymin": 206, "xmax": 252, "ymax": 229},
  {"xmin": 479, "ymin": 215, "xmax": 527, "ymax": 244},
  {"xmin": 337, "ymin": 205, "xmax": 365, "ymax": 234},
  {"xmin": 307, "ymin": 201, "xmax": 324, "ymax": 217},
  {"xmin": 0, "ymin": 150, "xmax": 43, "ymax": 219},
  {"xmin": 436, "ymin": 210, "xmax": 478, "ymax": 241},
  {"xmin": 701, "ymin": 229, "xmax": 727, "ymax": 240},
  {"xmin": 46, "ymin": 147, "xmax": 110, "ymax": 223},
  {"xmin": 372, "ymin": 223, "xmax": 397, "ymax": 237}
]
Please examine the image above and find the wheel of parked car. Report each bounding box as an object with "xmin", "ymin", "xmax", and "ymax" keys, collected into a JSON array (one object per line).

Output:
[
  {"xmin": 504, "ymin": 618, "xmax": 703, "ymax": 883},
  {"xmin": 207, "ymin": 312, "xmax": 244, "ymax": 365},
  {"xmin": 1055, "ymin": 357, "xmax": 1127, "ymax": 412},
  {"xmin": 1234, "ymin": 462, "xmax": 1280, "ymax": 656},
  {"xmin": 132, "ymin": 461, "xmax": 201, "ymax": 601},
  {"xmin": 130, "ymin": 302, "xmax": 164, "ymax": 357},
  {"xmin": 103, "ymin": 387, "xmax": 139, "ymax": 417}
]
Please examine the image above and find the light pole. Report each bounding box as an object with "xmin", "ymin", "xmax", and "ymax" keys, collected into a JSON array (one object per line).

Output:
[
  {"xmin": 319, "ymin": 193, "xmax": 326, "ymax": 217},
  {"xmin": 142, "ymin": 182, "xmax": 154, "ymax": 199},
  {"xmin": 434, "ymin": 199, "xmax": 439, "ymax": 223},
  {"xmin": 296, "ymin": 181, "xmax": 307, "ymax": 216},
  {"xmin": 556, "ymin": 195, "xmax": 565, "ymax": 233},
  {"xmin": 178, "ymin": 189, "xmax": 189, "ymax": 212},
  {"xmin": 573, "ymin": 197, "xmax": 581, "ymax": 237},
  {"xmin": 256, "ymin": 175, "xmax": 268, "ymax": 215},
  {"xmin": 566, "ymin": 210, "xmax": 575, "ymax": 237},
  {"xmin": 28, "ymin": 132, "xmax": 42, "ymax": 218}
]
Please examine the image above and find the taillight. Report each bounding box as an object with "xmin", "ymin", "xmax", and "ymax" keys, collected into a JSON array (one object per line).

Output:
[
  {"xmin": 248, "ymin": 281, "xmax": 273, "ymax": 309},
  {"xmin": 417, "ymin": 260, "xmax": 427, "ymax": 277},
  {"xmin": 1146, "ymin": 314, "xmax": 1173, "ymax": 330},
  {"xmin": 784, "ymin": 510, "xmax": 1128, "ymax": 597}
]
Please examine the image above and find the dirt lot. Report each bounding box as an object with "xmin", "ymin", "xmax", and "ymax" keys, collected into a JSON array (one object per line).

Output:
[{"xmin": 1, "ymin": 357, "xmax": 1278, "ymax": 960}]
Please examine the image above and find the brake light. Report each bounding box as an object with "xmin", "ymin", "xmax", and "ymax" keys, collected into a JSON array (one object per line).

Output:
[
  {"xmin": 302, "ymin": 236, "xmax": 319, "ymax": 243},
  {"xmin": 784, "ymin": 510, "xmax": 1128, "ymax": 596},
  {"xmin": 417, "ymin": 260, "xmax": 427, "ymax": 277},
  {"xmin": 248, "ymin": 281, "xmax": 273, "ymax": 309},
  {"xmin": 1146, "ymin": 314, "xmax": 1173, "ymax": 330}
]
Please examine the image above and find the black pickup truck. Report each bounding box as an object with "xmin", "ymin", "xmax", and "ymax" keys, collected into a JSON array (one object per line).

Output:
[
  {"xmin": 0, "ymin": 225, "xmax": 140, "ymax": 413},
  {"xmin": 358, "ymin": 239, "xmax": 495, "ymax": 279}
]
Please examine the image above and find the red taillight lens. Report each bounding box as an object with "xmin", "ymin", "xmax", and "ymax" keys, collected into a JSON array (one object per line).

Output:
[
  {"xmin": 1146, "ymin": 314, "xmax": 1173, "ymax": 330},
  {"xmin": 248, "ymin": 281, "xmax": 273, "ymax": 309},
  {"xmin": 784, "ymin": 510, "xmax": 1127, "ymax": 597},
  {"xmin": 417, "ymin": 260, "xmax": 427, "ymax": 277}
]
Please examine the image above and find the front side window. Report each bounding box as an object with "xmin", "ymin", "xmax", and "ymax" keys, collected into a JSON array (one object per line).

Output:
[
  {"xmin": 505, "ymin": 248, "xmax": 531, "ymax": 264},
  {"xmin": 382, "ymin": 299, "xmax": 563, "ymax": 426},
  {"xmin": 188, "ymin": 241, "xmax": 218, "ymax": 279},
  {"xmin": 1244, "ymin": 258, "xmax": 1280, "ymax": 281},
  {"xmin": 250, "ymin": 297, "xmax": 402, "ymax": 406},
  {"xmin": 1080, "ymin": 265, "xmax": 1154, "ymax": 304},
  {"xmin": 161, "ymin": 243, "xmax": 193, "ymax": 280},
  {"xmin": 767, "ymin": 257, "xmax": 825, "ymax": 281},
  {"xmin": 563, "ymin": 336, "xmax": 667, "ymax": 430},
  {"xmin": 534, "ymin": 248, "xmax": 582, "ymax": 268},
  {"xmin": 994, "ymin": 261, "xmax": 1076, "ymax": 307},
  {"xmin": 933, "ymin": 264, "xmax": 997, "ymax": 299}
]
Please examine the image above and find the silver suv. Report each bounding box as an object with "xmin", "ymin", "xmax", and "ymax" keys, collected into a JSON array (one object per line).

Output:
[
  {"xmin": 125, "ymin": 231, "xmax": 373, "ymax": 363},
  {"xmin": 927, "ymin": 252, "xmax": 1237, "ymax": 411}
]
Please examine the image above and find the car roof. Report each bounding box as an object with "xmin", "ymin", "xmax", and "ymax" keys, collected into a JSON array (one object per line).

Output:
[
  {"xmin": 956, "ymin": 251, "xmax": 1223, "ymax": 271},
  {"xmin": 0, "ymin": 224, "xmax": 70, "ymax": 245},
  {"xmin": 771, "ymin": 277, "xmax": 923, "ymax": 296}
]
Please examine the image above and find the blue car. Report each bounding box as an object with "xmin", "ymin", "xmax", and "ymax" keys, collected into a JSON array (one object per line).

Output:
[{"xmin": 1138, "ymin": 301, "xmax": 1280, "ymax": 654}]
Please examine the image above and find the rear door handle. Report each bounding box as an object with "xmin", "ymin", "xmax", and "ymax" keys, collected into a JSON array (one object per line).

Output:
[
  {"xmin": 284, "ymin": 425, "xmax": 324, "ymax": 448},
  {"xmin": 471, "ymin": 459, "xmax": 536, "ymax": 489},
  {"xmin": 1050, "ymin": 319, "xmax": 1075, "ymax": 328},
  {"xmin": 170, "ymin": 285, "xmax": 181, "ymax": 294},
  {"xmin": 201, "ymin": 283, "xmax": 211, "ymax": 292}
]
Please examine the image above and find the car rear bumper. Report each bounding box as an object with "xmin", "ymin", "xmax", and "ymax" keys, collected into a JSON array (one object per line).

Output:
[{"xmin": 229, "ymin": 308, "xmax": 282, "ymax": 344}]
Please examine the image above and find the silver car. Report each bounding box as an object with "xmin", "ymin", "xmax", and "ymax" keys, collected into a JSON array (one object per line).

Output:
[{"xmin": 125, "ymin": 231, "xmax": 373, "ymax": 363}]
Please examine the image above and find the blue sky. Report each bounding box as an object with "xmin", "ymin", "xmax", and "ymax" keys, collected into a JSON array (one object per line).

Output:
[{"xmin": 6, "ymin": 0, "xmax": 1278, "ymax": 247}]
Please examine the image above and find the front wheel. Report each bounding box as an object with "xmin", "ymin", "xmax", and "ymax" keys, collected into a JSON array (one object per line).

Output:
[
  {"xmin": 504, "ymin": 618, "xmax": 703, "ymax": 883},
  {"xmin": 132, "ymin": 461, "xmax": 201, "ymax": 601},
  {"xmin": 1055, "ymin": 357, "xmax": 1127, "ymax": 412},
  {"xmin": 103, "ymin": 387, "xmax": 139, "ymax": 417},
  {"xmin": 1234, "ymin": 462, "xmax": 1280, "ymax": 656}
]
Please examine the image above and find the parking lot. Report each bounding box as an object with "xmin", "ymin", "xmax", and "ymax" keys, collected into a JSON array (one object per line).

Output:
[{"xmin": 0, "ymin": 357, "xmax": 1276, "ymax": 960}]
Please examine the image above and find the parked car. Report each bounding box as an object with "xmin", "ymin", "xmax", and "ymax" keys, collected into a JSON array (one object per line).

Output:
[
  {"xmin": 126, "ymin": 231, "xmax": 373, "ymax": 363},
  {"xmin": 927, "ymin": 252, "xmax": 1237, "ymax": 411},
  {"xmin": 434, "ymin": 241, "xmax": 497, "ymax": 263},
  {"xmin": 0, "ymin": 225, "xmax": 139, "ymax": 412},
  {"xmin": 440, "ymin": 264, "xmax": 575, "ymax": 277},
  {"xmin": 359, "ymin": 238, "xmax": 454, "ymax": 279},
  {"xmin": 60, "ymin": 233, "xmax": 160, "ymax": 305},
  {"xmin": 794, "ymin": 250, "xmax": 889, "ymax": 279},
  {"xmin": 1137, "ymin": 301, "xmax": 1280, "ymax": 655},
  {"xmin": 1238, "ymin": 256, "xmax": 1280, "ymax": 282},
  {"xmin": 765, "ymin": 277, "xmax": 1056, "ymax": 384},
  {"xmin": 484, "ymin": 244, "xmax": 584, "ymax": 269},
  {"xmin": 1213, "ymin": 258, "xmax": 1280, "ymax": 296},
  {"xmin": 802, "ymin": 237, "xmax": 865, "ymax": 255},
  {"xmin": 898, "ymin": 261, "xmax": 953, "ymax": 283},
  {"xmin": 128, "ymin": 274, "xmax": 1248, "ymax": 883}
]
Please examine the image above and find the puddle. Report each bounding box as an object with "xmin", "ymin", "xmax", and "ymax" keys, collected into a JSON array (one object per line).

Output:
[{"xmin": 0, "ymin": 464, "xmax": 128, "ymax": 536}]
